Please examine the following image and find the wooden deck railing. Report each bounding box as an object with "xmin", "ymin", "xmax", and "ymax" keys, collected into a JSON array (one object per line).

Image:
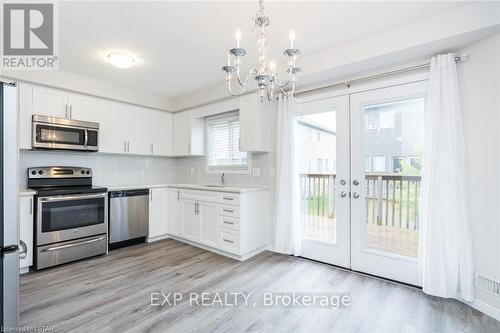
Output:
[{"xmin": 299, "ymin": 173, "xmax": 422, "ymax": 229}]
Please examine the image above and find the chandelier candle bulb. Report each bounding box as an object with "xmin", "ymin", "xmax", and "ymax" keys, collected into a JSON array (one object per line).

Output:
[
  {"xmin": 289, "ymin": 29, "xmax": 296, "ymax": 49},
  {"xmin": 235, "ymin": 27, "xmax": 242, "ymax": 48}
]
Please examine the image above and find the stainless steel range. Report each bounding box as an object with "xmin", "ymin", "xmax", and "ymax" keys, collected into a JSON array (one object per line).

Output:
[{"xmin": 28, "ymin": 166, "xmax": 108, "ymax": 270}]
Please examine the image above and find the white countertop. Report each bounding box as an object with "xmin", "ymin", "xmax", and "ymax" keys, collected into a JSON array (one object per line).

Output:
[
  {"xmin": 19, "ymin": 188, "xmax": 36, "ymax": 196},
  {"xmin": 101, "ymin": 183, "xmax": 268, "ymax": 193},
  {"xmin": 19, "ymin": 184, "xmax": 268, "ymax": 195}
]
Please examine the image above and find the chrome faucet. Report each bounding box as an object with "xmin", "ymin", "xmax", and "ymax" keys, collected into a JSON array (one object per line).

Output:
[{"xmin": 220, "ymin": 173, "xmax": 225, "ymax": 186}]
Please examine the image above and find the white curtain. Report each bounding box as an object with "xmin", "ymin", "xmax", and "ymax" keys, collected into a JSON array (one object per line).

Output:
[
  {"xmin": 273, "ymin": 93, "xmax": 301, "ymax": 256},
  {"xmin": 419, "ymin": 53, "xmax": 474, "ymax": 302}
]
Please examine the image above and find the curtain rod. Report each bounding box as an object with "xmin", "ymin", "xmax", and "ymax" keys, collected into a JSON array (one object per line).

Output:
[{"xmin": 295, "ymin": 53, "xmax": 469, "ymax": 97}]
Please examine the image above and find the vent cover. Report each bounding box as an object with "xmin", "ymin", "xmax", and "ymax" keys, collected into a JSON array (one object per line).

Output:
[{"xmin": 476, "ymin": 275, "xmax": 500, "ymax": 296}]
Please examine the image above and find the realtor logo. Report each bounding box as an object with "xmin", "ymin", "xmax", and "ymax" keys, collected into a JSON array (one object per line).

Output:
[{"xmin": 2, "ymin": 1, "xmax": 59, "ymax": 69}]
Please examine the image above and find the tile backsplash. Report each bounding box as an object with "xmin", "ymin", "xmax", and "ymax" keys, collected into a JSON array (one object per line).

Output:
[
  {"xmin": 19, "ymin": 150, "xmax": 177, "ymax": 188},
  {"xmin": 19, "ymin": 150, "xmax": 274, "ymax": 189}
]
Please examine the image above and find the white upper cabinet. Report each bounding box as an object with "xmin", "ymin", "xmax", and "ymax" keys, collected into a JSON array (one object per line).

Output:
[
  {"xmin": 172, "ymin": 110, "xmax": 204, "ymax": 156},
  {"xmin": 32, "ymin": 86, "xmax": 69, "ymax": 118},
  {"xmin": 67, "ymin": 93, "xmax": 99, "ymax": 121},
  {"xmin": 239, "ymin": 93, "xmax": 276, "ymax": 152},
  {"xmin": 149, "ymin": 110, "xmax": 173, "ymax": 156},
  {"xmin": 123, "ymin": 105, "xmax": 149, "ymax": 155},
  {"xmin": 96, "ymin": 100, "xmax": 126, "ymax": 154}
]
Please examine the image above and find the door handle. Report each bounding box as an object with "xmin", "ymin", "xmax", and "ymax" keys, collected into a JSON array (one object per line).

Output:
[
  {"xmin": 353, "ymin": 192, "xmax": 360, "ymax": 199},
  {"xmin": 340, "ymin": 191, "xmax": 347, "ymax": 198},
  {"xmin": 41, "ymin": 236, "xmax": 105, "ymax": 252},
  {"xmin": 353, "ymin": 179, "xmax": 360, "ymax": 186},
  {"xmin": 340, "ymin": 179, "xmax": 346, "ymax": 185}
]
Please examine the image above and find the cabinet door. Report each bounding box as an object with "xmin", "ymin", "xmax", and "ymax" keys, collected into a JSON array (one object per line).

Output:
[
  {"xmin": 149, "ymin": 188, "xmax": 169, "ymax": 238},
  {"xmin": 19, "ymin": 83, "xmax": 33, "ymax": 149},
  {"xmin": 168, "ymin": 188, "xmax": 183, "ymax": 236},
  {"xmin": 32, "ymin": 86, "xmax": 68, "ymax": 118},
  {"xmin": 173, "ymin": 111, "xmax": 191, "ymax": 156},
  {"xmin": 19, "ymin": 196, "xmax": 34, "ymax": 270},
  {"xmin": 149, "ymin": 110, "xmax": 173, "ymax": 156},
  {"xmin": 124, "ymin": 105, "xmax": 149, "ymax": 155},
  {"xmin": 198, "ymin": 201, "xmax": 219, "ymax": 248},
  {"xmin": 181, "ymin": 200, "xmax": 199, "ymax": 241},
  {"xmin": 68, "ymin": 94, "xmax": 99, "ymax": 121},
  {"xmin": 96, "ymin": 100, "xmax": 126, "ymax": 154}
]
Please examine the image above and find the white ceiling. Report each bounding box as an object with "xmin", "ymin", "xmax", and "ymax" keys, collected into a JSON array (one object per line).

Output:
[{"xmin": 59, "ymin": 1, "xmax": 468, "ymax": 99}]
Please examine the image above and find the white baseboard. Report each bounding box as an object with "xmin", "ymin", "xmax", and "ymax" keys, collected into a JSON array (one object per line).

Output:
[
  {"xmin": 466, "ymin": 298, "xmax": 500, "ymax": 321},
  {"xmin": 147, "ymin": 234, "xmax": 170, "ymax": 243}
]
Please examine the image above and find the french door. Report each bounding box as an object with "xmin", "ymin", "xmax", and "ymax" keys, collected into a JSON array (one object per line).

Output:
[{"xmin": 298, "ymin": 80, "xmax": 427, "ymax": 286}]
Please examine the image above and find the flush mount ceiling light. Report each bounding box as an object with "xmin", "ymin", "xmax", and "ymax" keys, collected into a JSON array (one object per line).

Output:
[
  {"xmin": 106, "ymin": 53, "xmax": 136, "ymax": 69},
  {"xmin": 222, "ymin": 0, "xmax": 302, "ymax": 101}
]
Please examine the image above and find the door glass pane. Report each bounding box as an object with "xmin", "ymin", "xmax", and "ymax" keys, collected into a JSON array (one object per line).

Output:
[
  {"xmin": 42, "ymin": 198, "xmax": 105, "ymax": 232},
  {"xmin": 363, "ymin": 98, "xmax": 424, "ymax": 257},
  {"xmin": 297, "ymin": 111, "xmax": 337, "ymax": 243}
]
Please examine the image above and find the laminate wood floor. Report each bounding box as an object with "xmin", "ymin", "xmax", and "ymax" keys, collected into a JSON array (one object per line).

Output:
[{"xmin": 20, "ymin": 239, "xmax": 500, "ymax": 333}]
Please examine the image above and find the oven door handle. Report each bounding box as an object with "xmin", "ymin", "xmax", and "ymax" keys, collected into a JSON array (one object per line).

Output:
[
  {"xmin": 40, "ymin": 236, "xmax": 106, "ymax": 252},
  {"xmin": 39, "ymin": 192, "xmax": 107, "ymax": 202},
  {"xmin": 84, "ymin": 129, "xmax": 88, "ymax": 148}
]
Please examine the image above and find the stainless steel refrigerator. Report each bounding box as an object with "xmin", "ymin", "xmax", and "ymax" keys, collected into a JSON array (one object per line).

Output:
[{"xmin": 0, "ymin": 81, "xmax": 19, "ymax": 329}]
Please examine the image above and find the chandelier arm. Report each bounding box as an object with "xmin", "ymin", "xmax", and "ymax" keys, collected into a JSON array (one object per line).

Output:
[
  {"xmin": 228, "ymin": 79, "xmax": 247, "ymax": 96},
  {"xmin": 274, "ymin": 71, "xmax": 293, "ymax": 89},
  {"xmin": 236, "ymin": 67, "xmax": 257, "ymax": 87}
]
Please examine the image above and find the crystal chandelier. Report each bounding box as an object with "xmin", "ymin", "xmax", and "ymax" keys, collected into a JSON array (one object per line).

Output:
[{"xmin": 221, "ymin": 0, "xmax": 301, "ymax": 101}]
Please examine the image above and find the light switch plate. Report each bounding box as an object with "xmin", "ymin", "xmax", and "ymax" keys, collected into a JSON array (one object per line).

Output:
[
  {"xmin": 252, "ymin": 167, "xmax": 261, "ymax": 177},
  {"xmin": 190, "ymin": 167, "xmax": 195, "ymax": 176}
]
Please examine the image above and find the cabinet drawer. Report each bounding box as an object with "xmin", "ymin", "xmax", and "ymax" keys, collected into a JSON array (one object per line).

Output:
[
  {"xmin": 218, "ymin": 193, "xmax": 240, "ymax": 205},
  {"xmin": 180, "ymin": 189, "xmax": 218, "ymax": 202},
  {"xmin": 218, "ymin": 206, "xmax": 239, "ymax": 218},
  {"xmin": 218, "ymin": 216, "xmax": 240, "ymax": 230},
  {"xmin": 218, "ymin": 227, "xmax": 240, "ymax": 254}
]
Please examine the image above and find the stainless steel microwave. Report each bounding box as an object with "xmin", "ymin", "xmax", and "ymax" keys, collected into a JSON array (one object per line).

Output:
[{"xmin": 32, "ymin": 115, "xmax": 99, "ymax": 152}]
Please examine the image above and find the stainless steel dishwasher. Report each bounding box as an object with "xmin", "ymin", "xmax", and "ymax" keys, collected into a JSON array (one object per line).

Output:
[{"xmin": 109, "ymin": 189, "xmax": 149, "ymax": 249}]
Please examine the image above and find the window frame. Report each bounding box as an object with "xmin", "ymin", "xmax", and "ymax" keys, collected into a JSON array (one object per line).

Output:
[{"xmin": 205, "ymin": 111, "xmax": 251, "ymax": 174}]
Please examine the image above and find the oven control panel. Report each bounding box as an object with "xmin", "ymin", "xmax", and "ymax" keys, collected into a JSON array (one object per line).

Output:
[{"xmin": 28, "ymin": 167, "xmax": 92, "ymax": 179}]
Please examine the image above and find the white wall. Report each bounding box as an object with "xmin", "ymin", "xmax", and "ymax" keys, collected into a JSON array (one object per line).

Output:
[
  {"xmin": 458, "ymin": 32, "xmax": 500, "ymax": 316},
  {"xmin": 19, "ymin": 150, "xmax": 177, "ymax": 188}
]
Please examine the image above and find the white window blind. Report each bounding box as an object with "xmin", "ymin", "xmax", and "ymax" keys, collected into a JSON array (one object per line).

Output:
[{"xmin": 206, "ymin": 111, "xmax": 248, "ymax": 172}]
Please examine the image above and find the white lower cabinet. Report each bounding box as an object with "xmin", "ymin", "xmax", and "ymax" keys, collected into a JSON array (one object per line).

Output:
[
  {"xmin": 148, "ymin": 188, "xmax": 169, "ymax": 240},
  {"xmin": 19, "ymin": 195, "xmax": 34, "ymax": 273},
  {"xmin": 166, "ymin": 188, "xmax": 269, "ymax": 259},
  {"xmin": 168, "ymin": 188, "xmax": 183, "ymax": 236},
  {"xmin": 181, "ymin": 200, "xmax": 199, "ymax": 241},
  {"xmin": 198, "ymin": 201, "xmax": 219, "ymax": 248}
]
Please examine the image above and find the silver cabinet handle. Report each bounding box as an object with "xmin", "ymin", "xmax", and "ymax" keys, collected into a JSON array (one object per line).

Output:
[
  {"xmin": 41, "ymin": 236, "xmax": 106, "ymax": 252},
  {"xmin": 223, "ymin": 209, "xmax": 234, "ymax": 213},
  {"xmin": 222, "ymin": 238, "xmax": 234, "ymax": 244},
  {"xmin": 19, "ymin": 240, "xmax": 27, "ymax": 259},
  {"xmin": 69, "ymin": 105, "xmax": 73, "ymax": 119},
  {"xmin": 177, "ymin": 189, "xmax": 180, "ymax": 201},
  {"xmin": 340, "ymin": 191, "xmax": 347, "ymax": 198},
  {"xmin": 127, "ymin": 141, "xmax": 130, "ymax": 153},
  {"xmin": 353, "ymin": 192, "xmax": 360, "ymax": 199},
  {"xmin": 124, "ymin": 141, "xmax": 127, "ymax": 153},
  {"xmin": 222, "ymin": 220, "xmax": 234, "ymax": 225},
  {"xmin": 150, "ymin": 190, "xmax": 153, "ymax": 202},
  {"xmin": 222, "ymin": 197, "xmax": 234, "ymax": 201},
  {"xmin": 65, "ymin": 105, "xmax": 68, "ymax": 119}
]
